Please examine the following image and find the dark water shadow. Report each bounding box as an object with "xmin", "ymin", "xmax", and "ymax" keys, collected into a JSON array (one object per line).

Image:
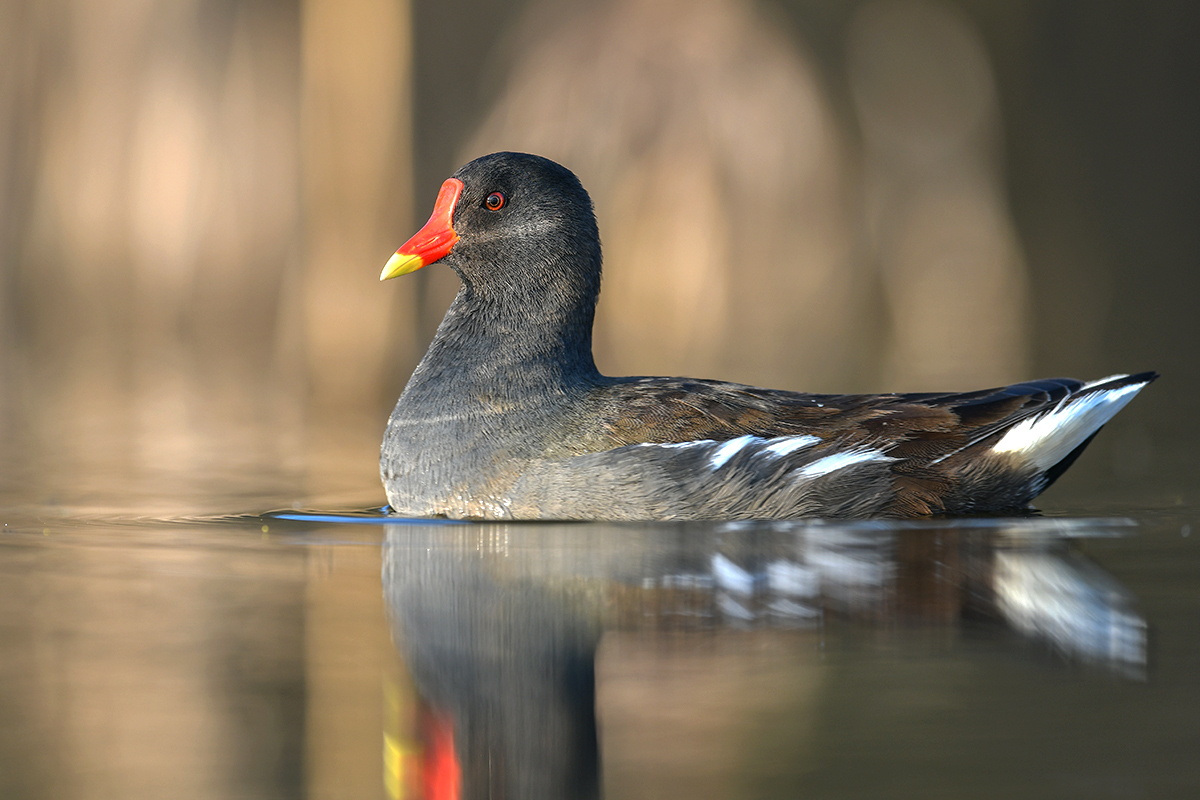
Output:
[{"xmin": 380, "ymin": 517, "xmax": 1145, "ymax": 799}]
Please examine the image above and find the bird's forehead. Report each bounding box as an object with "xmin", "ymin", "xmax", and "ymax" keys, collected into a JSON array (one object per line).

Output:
[{"xmin": 457, "ymin": 163, "xmax": 531, "ymax": 192}]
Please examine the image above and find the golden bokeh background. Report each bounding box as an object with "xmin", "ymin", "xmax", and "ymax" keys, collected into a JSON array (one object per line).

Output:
[
  {"xmin": 0, "ymin": 0, "xmax": 1194, "ymax": 509},
  {"xmin": 0, "ymin": 3, "xmax": 1197, "ymax": 798}
]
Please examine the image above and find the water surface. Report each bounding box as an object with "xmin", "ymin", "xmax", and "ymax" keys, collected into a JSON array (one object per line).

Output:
[{"xmin": 2, "ymin": 500, "xmax": 1197, "ymax": 799}]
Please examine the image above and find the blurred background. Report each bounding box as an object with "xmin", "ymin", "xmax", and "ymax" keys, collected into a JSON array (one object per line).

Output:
[
  {"xmin": 2, "ymin": 4, "xmax": 1199, "ymax": 799},
  {"xmin": 0, "ymin": 0, "xmax": 1196, "ymax": 512}
]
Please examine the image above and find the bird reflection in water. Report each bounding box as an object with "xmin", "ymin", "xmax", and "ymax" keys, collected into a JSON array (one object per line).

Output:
[{"xmin": 382, "ymin": 519, "xmax": 1144, "ymax": 799}]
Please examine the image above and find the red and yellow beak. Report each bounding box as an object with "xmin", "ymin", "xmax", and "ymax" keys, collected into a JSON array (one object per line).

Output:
[{"xmin": 380, "ymin": 178, "xmax": 464, "ymax": 280}]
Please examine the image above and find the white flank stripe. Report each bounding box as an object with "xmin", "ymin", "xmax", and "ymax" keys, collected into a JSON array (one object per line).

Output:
[
  {"xmin": 709, "ymin": 435, "xmax": 756, "ymax": 469},
  {"xmin": 764, "ymin": 435, "xmax": 821, "ymax": 457},
  {"xmin": 637, "ymin": 439, "xmax": 714, "ymax": 450},
  {"xmin": 992, "ymin": 382, "xmax": 1146, "ymax": 470},
  {"xmin": 798, "ymin": 448, "xmax": 893, "ymax": 478}
]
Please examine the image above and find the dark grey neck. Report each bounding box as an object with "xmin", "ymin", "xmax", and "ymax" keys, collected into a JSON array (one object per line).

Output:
[{"xmin": 402, "ymin": 267, "xmax": 603, "ymax": 410}]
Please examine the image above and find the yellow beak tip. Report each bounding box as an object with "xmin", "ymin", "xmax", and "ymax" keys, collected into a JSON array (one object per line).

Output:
[{"xmin": 380, "ymin": 252, "xmax": 423, "ymax": 281}]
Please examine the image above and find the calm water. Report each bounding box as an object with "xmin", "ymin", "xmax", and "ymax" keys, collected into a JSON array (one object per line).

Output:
[{"xmin": 2, "ymin": 495, "xmax": 1198, "ymax": 799}]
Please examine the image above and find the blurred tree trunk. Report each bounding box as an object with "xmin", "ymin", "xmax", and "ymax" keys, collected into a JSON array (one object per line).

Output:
[
  {"xmin": 301, "ymin": 0, "xmax": 416, "ymax": 418},
  {"xmin": 0, "ymin": 0, "xmax": 418, "ymax": 509}
]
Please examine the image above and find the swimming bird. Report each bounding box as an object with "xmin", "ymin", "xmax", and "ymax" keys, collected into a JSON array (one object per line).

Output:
[{"xmin": 379, "ymin": 152, "xmax": 1154, "ymax": 520}]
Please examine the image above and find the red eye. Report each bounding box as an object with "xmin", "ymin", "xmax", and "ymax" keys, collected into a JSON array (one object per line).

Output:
[{"xmin": 485, "ymin": 192, "xmax": 505, "ymax": 211}]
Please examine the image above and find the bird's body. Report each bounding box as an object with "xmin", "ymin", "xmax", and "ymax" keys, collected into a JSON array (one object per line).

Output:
[{"xmin": 380, "ymin": 152, "xmax": 1154, "ymax": 520}]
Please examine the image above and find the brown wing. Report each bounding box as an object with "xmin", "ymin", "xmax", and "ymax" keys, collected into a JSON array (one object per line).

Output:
[
  {"xmin": 573, "ymin": 374, "xmax": 1154, "ymax": 516},
  {"xmin": 582, "ymin": 375, "xmax": 1015, "ymax": 448}
]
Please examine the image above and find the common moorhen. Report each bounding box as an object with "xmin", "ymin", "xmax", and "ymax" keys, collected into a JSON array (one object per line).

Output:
[{"xmin": 380, "ymin": 152, "xmax": 1154, "ymax": 520}]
